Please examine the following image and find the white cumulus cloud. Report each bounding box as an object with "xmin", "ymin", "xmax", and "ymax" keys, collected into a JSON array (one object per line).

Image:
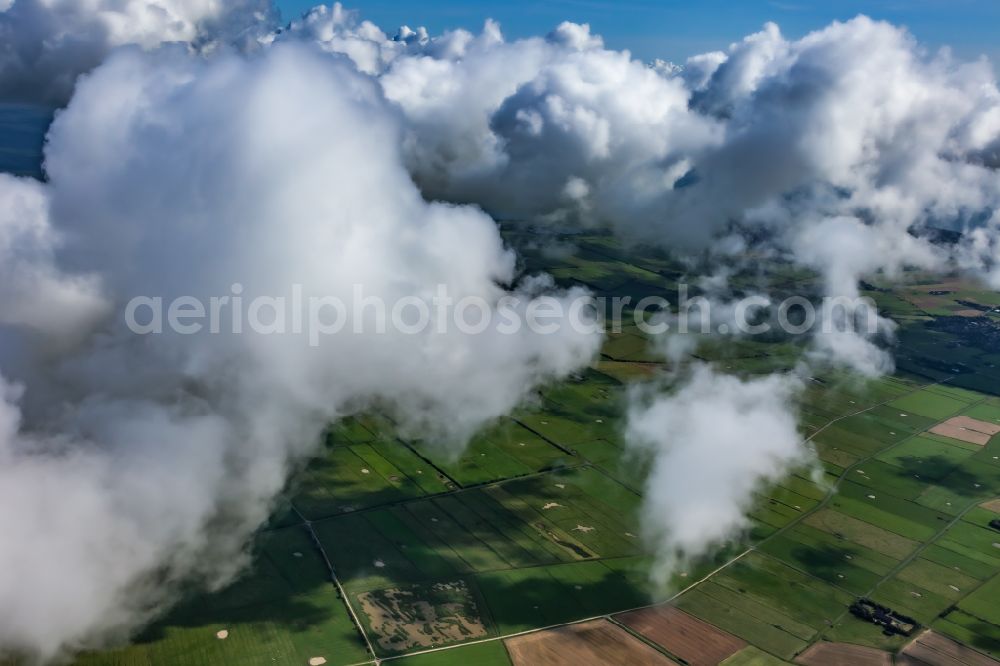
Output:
[{"xmin": 0, "ymin": 41, "xmax": 601, "ymax": 661}]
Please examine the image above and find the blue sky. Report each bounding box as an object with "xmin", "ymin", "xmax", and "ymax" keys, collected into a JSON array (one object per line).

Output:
[{"xmin": 276, "ymin": 0, "xmax": 1000, "ymax": 66}]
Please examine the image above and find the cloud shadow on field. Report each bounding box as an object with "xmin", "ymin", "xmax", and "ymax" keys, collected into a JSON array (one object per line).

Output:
[
  {"xmin": 787, "ymin": 543, "xmax": 863, "ymax": 584},
  {"xmin": 893, "ymin": 455, "xmax": 983, "ymax": 494},
  {"xmin": 122, "ymin": 524, "xmax": 369, "ymax": 658}
]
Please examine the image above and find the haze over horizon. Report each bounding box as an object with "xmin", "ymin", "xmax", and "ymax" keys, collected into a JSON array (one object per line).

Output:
[{"xmin": 275, "ymin": 0, "xmax": 1000, "ymax": 67}]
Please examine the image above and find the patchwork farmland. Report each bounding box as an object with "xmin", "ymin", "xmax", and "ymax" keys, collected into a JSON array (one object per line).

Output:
[{"xmin": 71, "ymin": 236, "xmax": 1000, "ymax": 666}]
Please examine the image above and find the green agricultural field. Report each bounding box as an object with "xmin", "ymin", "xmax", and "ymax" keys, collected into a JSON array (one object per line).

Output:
[
  {"xmin": 920, "ymin": 543, "xmax": 1000, "ymax": 580},
  {"xmin": 476, "ymin": 559, "xmax": 648, "ymax": 634},
  {"xmin": 757, "ymin": 524, "xmax": 897, "ymax": 593},
  {"xmin": 292, "ymin": 440, "xmax": 454, "ymax": 520},
  {"xmin": 420, "ymin": 419, "xmax": 573, "ymax": 486},
  {"xmin": 803, "ymin": 508, "xmax": 920, "ymax": 558},
  {"xmin": 964, "ymin": 402, "xmax": 1000, "ymax": 424},
  {"xmin": 933, "ymin": 612, "xmax": 1000, "ymax": 659},
  {"xmin": 894, "ymin": 558, "xmax": 981, "ymax": 600},
  {"xmin": 390, "ymin": 640, "xmax": 511, "ymax": 666},
  {"xmin": 877, "ymin": 434, "xmax": 980, "ymax": 471},
  {"xmin": 871, "ymin": 578, "xmax": 952, "ymax": 624},
  {"xmin": 957, "ymin": 575, "xmax": 1000, "ymax": 627},
  {"xmin": 887, "ymin": 389, "xmax": 971, "ymax": 421},
  {"xmin": 74, "ymin": 528, "xmax": 371, "ymax": 666},
  {"xmin": 721, "ymin": 646, "xmax": 792, "ymax": 666},
  {"xmin": 73, "ymin": 239, "xmax": 1000, "ymax": 666},
  {"xmin": 829, "ymin": 486, "xmax": 947, "ymax": 541},
  {"xmin": 937, "ymin": 520, "xmax": 1000, "ymax": 567}
]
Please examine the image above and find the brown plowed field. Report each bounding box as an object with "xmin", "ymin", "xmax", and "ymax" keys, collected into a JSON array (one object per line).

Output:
[
  {"xmin": 898, "ymin": 630, "xmax": 1000, "ymax": 666},
  {"xmin": 930, "ymin": 416, "xmax": 1000, "ymax": 446},
  {"xmin": 505, "ymin": 619, "xmax": 676, "ymax": 666},
  {"xmin": 794, "ymin": 641, "xmax": 891, "ymax": 666},
  {"xmin": 614, "ymin": 605, "xmax": 745, "ymax": 666}
]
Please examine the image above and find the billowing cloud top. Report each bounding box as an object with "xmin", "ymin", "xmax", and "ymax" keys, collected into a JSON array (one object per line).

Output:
[
  {"xmin": 271, "ymin": 7, "xmax": 1000, "ymax": 372},
  {"xmin": 269, "ymin": 9, "xmax": 1000, "ymax": 288},
  {"xmin": 5, "ymin": 2, "xmax": 1000, "ymax": 291}
]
